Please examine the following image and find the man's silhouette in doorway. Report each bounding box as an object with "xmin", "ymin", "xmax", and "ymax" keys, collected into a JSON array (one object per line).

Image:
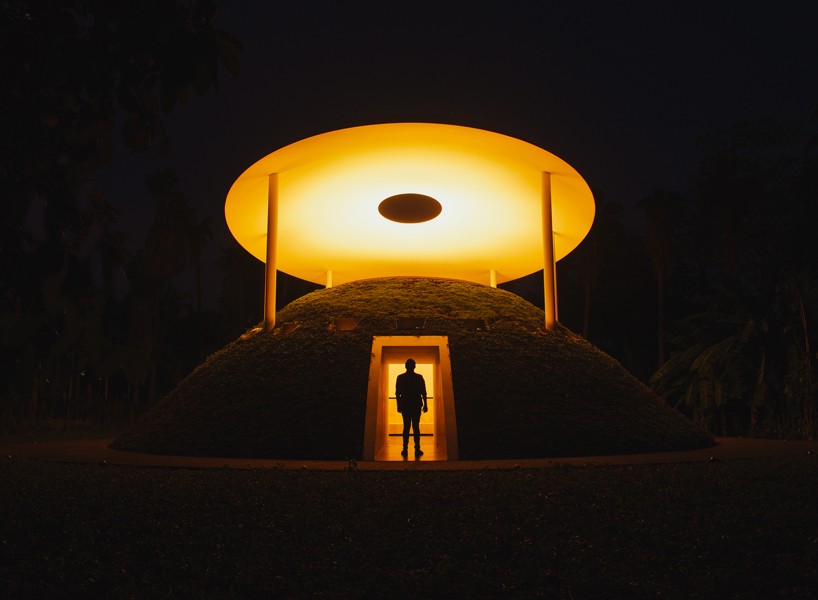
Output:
[{"xmin": 395, "ymin": 358, "xmax": 428, "ymax": 457}]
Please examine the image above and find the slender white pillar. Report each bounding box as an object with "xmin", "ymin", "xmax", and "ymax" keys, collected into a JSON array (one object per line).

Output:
[
  {"xmin": 489, "ymin": 269, "xmax": 497, "ymax": 288},
  {"xmin": 541, "ymin": 172, "xmax": 557, "ymax": 330},
  {"xmin": 326, "ymin": 270, "xmax": 333, "ymax": 288},
  {"xmin": 263, "ymin": 173, "xmax": 279, "ymax": 331}
]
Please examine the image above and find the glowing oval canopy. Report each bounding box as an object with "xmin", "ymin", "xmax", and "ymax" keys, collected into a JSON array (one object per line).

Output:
[{"xmin": 225, "ymin": 123, "xmax": 595, "ymax": 286}]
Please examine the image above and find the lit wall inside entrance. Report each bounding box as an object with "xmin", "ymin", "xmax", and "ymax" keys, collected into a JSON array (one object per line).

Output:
[
  {"xmin": 363, "ymin": 336, "xmax": 459, "ymax": 461},
  {"xmin": 386, "ymin": 362, "xmax": 435, "ymax": 437}
]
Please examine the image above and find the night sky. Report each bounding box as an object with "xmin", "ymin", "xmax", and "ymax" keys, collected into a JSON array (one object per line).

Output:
[{"xmin": 93, "ymin": 1, "xmax": 818, "ymax": 307}]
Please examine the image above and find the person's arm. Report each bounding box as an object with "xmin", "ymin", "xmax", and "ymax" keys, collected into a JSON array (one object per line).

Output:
[{"xmin": 421, "ymin": 375, "xmax": 428, "ymax": 413}]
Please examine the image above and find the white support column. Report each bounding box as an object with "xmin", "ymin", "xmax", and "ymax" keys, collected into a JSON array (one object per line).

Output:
[
  {"xmin": 263, "ymin": 173, "xmax": 279, "ymax": 331},
  {"xmin": 326, "ymin": 270, "xmax": 333, "ymax": 289},
  {"xmin": 489, "ymin": 269, "xmax": 497, "ymax": 288},
  {"xmin": 541, "ymin": 172, "xmax": 557, "ymax": 331}
]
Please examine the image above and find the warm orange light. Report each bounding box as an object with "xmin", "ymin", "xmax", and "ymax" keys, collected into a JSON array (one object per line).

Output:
[
  {"xmin": 225, "ymin": 123, "xmax": 595, "ymax": 286},
  {"xmin": 387, "ymin": 361, "xmax": 435, "ymax": 435}
]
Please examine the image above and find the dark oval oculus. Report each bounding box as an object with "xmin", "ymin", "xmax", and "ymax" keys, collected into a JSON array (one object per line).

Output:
[{"xmin": 378, "ymin": 193, "xmax": 442, "ymax": 224}]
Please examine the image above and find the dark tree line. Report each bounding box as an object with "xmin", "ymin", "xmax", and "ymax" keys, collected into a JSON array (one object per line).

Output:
[
  {"xmin": 553, "ymin": 116, "xmax": 818, "ymax": 440},
  {"xmin": 0, "ymin": 0, "xmax": 251, "ymax": 429}
]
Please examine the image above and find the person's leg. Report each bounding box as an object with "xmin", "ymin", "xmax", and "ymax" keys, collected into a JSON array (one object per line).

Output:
[
  {"xmin": 401, "ymin": 413, "xmax": 411, "ymax": 455},
  {"xmin": 412, "ymin": 412, "xmax": 422, "ymax": 454}
]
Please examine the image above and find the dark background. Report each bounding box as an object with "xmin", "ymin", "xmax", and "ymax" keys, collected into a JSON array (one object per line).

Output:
[
  {"xmin": 3, "ymin": 0, "xmax": 818, "ymax": 436},
  {"xmin": 94, "ymin": 1, "xmax": 818, "ymax": 301}
]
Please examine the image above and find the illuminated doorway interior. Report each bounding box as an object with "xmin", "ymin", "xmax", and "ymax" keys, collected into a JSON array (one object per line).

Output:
[{"xmin": 364, "ymin": 336, "xmax": 458, "ymax": 461}]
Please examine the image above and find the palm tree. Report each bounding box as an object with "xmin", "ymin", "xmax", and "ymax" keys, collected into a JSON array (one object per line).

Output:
[
  {"xmin": 188, "ymin": 216, "xmax": 213, "ymax": 313},
  {"xmin": 638, "ymin": 190, "xmax": 684, "ymax": 368},
  {"xmin": 652, "ymin": 272, "xmax": 818, "ymax": 439},
  {"xmin": 650, "ymin": 281, "xmax": 772, "ymax": 435},
  {"xmin": 778, "ymin": 275, "xmax": 817, "ymax": 440}
]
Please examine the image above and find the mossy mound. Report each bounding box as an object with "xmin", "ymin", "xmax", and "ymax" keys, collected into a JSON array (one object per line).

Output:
[{"xmin": 113, "ymin": 278, "xmax": 713, "ymax": 459}]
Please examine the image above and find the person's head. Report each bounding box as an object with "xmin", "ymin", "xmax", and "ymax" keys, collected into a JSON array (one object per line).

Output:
[{"xmin": 405, "ymin": 358, "xmax": 416, "ymax": 372}]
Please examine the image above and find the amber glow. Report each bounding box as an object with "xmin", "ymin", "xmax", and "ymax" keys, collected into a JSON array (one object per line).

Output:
[
  {"xmin": 225, "ymin": 123, "xmax": 595, "ymax": 286},
  {"xmin": 364, "ymin": 337, "xmax": 456, "ymax": 461},
  {"xmin": 387, "ymin": 362, "xmax": 435, "ymax": 436}
]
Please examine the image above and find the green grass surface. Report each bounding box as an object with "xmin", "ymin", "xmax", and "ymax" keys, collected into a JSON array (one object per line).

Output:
[
  {"xmin": 2, "ymin": 457, "xmax": 816, "ymax": 598},
  {"xmin": 113, "ymin": 278, "xmax": 712, "ymax": 459}
]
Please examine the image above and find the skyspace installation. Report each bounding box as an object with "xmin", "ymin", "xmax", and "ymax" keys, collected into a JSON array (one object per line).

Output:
[
  {"xmin": 112, "ymin": 131, "xmax": 710, "ymax": 461},
  {"xmin": 225, "ymin": 123, "xmax": 596, "ymax": 331}
]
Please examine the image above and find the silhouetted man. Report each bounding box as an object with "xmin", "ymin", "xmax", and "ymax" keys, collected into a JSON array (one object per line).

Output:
[{"xmin": 395, "ymin": 358, "xmax": 428, "ymax": 457}]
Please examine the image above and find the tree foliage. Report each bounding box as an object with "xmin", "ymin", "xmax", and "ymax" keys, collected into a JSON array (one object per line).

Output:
[
  {"xmin": 648, "ymin": 118, "xmax": 818, "ymax": 439},
  {"xmin": 0, "ymin": 0, "xmax": 242, "ymax": 428}
]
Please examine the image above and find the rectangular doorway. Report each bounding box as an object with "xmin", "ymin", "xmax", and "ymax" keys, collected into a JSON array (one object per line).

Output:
[
  {"xmin": 386, "ymin": 361, "xmax": 435, "ymax": 438},
  {"xmin": 363, "ymin": 336, "xmax": 458, "ymax": 461}
]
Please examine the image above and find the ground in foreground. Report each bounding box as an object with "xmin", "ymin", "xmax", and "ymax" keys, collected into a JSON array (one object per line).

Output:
[{"xmin": 2, "ymin": 456, "xmax": 816, "ymax": 599}]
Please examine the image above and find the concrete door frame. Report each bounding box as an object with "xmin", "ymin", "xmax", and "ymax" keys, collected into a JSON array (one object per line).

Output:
[{"xmin": 363, "ymin": 336, "xmax": 459, "ymax": 460}]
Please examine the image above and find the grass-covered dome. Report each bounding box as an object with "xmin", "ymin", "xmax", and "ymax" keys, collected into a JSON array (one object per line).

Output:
[{"xmin": 113, "ymin": 278, "xmax": 712, "ymax": 459}]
